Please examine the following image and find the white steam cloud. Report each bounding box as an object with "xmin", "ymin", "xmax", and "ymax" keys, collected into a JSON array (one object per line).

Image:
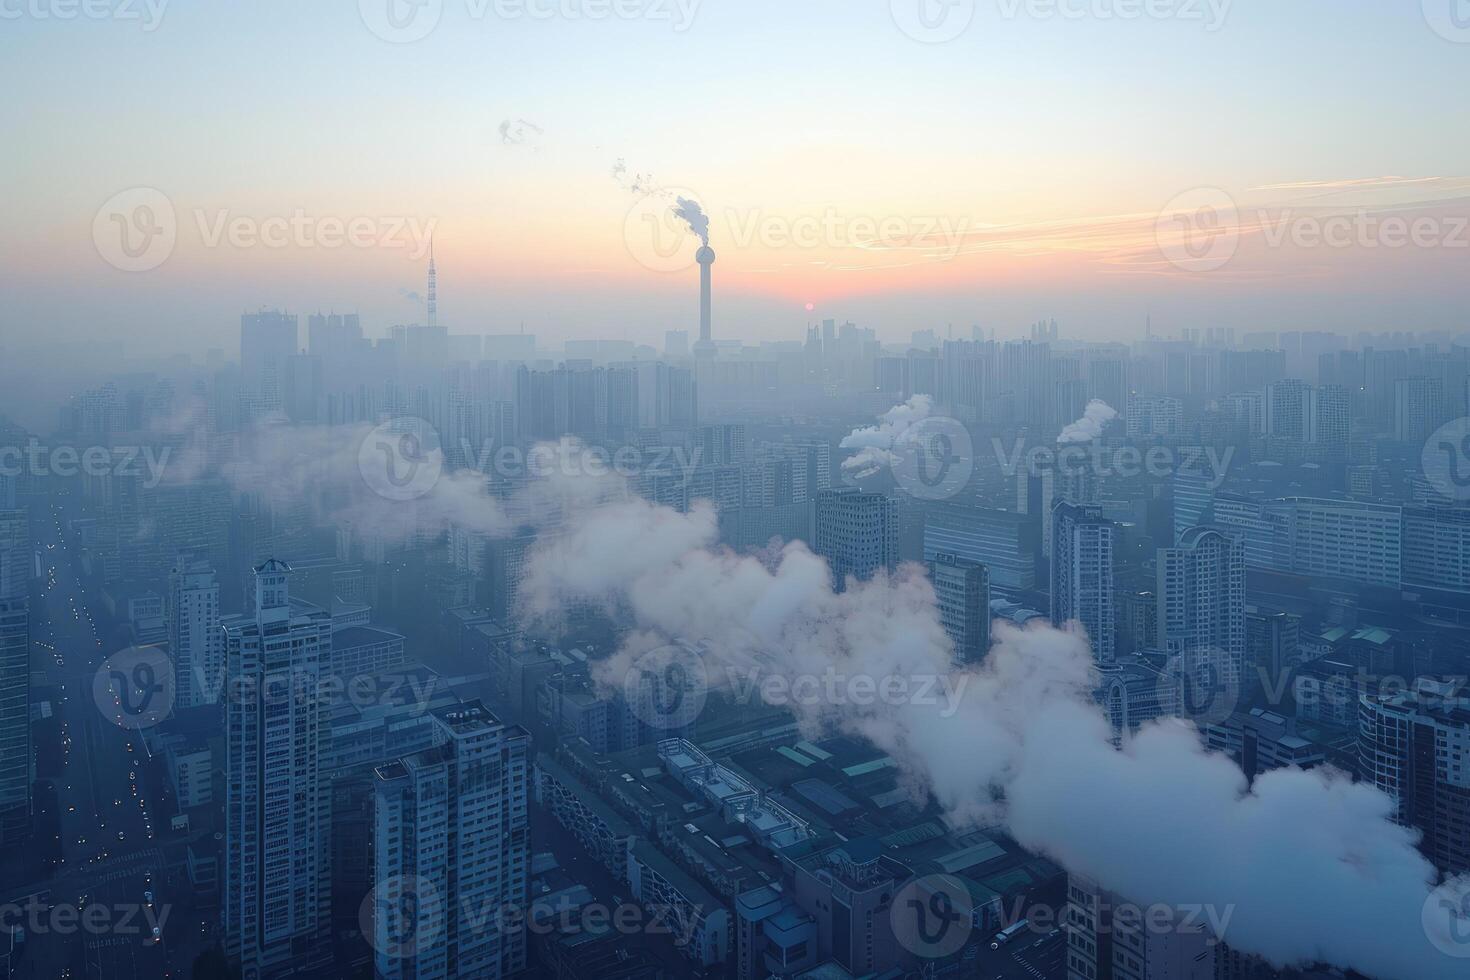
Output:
[
  {"xmin": 519, "ymin": 488, "xmax": 1470, "ymax": 980},
  {"xmin": 1058, "ymin": 398, "xmax": 1118, "ymax": 444},
  {"xmin": 673, "ymin": 196, "xmax": 711, "ymax": 246},
  {"xmin": 839, "ymin": 394, "xmax": 935, "ymax": 479}
]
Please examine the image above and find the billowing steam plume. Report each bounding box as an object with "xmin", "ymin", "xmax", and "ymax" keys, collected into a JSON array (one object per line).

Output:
[
  {"xmin": 674, "ymin": 196, "xmax": 711, "ymax": 246},
  {"xmin": 520, "ymin": 488, "xmax": 1470, "ymax": 980},
  {"xmin": 839, "ymin": 394, "xmax": 935, "ymax": 479},
  {"xmin": 1058, "ymin": 398, "xmax": 1118, "ymax": 443}
]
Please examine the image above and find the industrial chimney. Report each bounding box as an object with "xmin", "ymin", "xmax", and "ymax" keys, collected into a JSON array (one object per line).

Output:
[{"xmin": 693, "ymin": 245, "xmax": 716, "ymax": 358}]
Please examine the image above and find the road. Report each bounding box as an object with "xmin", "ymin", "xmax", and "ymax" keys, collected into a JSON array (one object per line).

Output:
[{"xmin": 2, "ymin": 501, "xmax": 199, "ymax": 979}]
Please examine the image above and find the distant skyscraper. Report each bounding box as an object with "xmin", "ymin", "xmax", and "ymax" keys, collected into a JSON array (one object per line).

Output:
[
  {"xmin": 223, "ymin": 559, "xmax": 332, "ymax": 977},
  {"xmin": 813, "ymin": 489, "xmax": 898, "ymax": 589},
  {"xmin": 240, "ymin": 311, "xmax": 300, "ymax": 410},
  {"xmin": 1264, "ymin": 378, "xmax": 1310, "ymax": 443},
  {"xmin": 927, "ymin": 553, "xmax": 991, "ymax": 664},
  {"xmin": 1309, "ymin": 383, "xmax": 1350, "ymax": 457},
  {"xmin": 169, "ymin": 556, "xmax": 224, "ymax": 709},
  {"xmin": 1051, "ymin": 501, "xmax": 1116, "ymax": 662},
  {"xmin": 306, "ymin": 312, "xmax": 362, "ymax": 359},
  {"xmin": 1157, "ymin": 527, "xmax": 1246, "ymax": 693},
  {"xmin": 698, "ymin": 424, "xmax": 747, "ymax": 466},
  {"xmin": 1395, "ymin": 377, "xmax": 1444, "ymax": 443},
  {"xmin": 373, "ymin": 701, "xmax": 530, "ymax": 979}
]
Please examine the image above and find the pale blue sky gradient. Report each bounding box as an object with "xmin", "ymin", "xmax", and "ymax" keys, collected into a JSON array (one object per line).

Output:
[{"xmin": 1, "ymin": 1, "xmax": 1467, "ymax": 352}]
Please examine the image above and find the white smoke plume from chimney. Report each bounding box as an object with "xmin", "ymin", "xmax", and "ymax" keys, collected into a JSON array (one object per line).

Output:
[
  {"xmin": 519, "ymin": 488, "xmax": 1470, "ymax": 980},
  {"xmin": 1058, "ymin": 398, "xmax": 1118, "ymax": 444},
  {"xmin": 674, "ymin": 196, "xmax": 711, "ymax": 246},
  {"xmin": 839, "ymin": 394, "xmax": 935, "ymax": 480}
]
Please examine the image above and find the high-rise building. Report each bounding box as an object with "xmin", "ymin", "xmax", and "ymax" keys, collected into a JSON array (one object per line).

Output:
[
  {"xmin": 813, "ymin": 489, "xmax": 898, "ymax": 588},
  {"xmin": 306, "ymin": 312, "xmax": 362, "ymax": 359},
  {"xmin": 924, "ymin": 503, "xmax": 1036, "ymax": 592},
  {"xmin": 1309, "ymin": 383, "xmax": 1351, "ymax": 457},
  {"xmin": 1157, "ymin": 527, "xmax": 1246, "ymax": 693},
  {"xmin": 223, "ymin": 559, "xmax": 333, "ymax": 977},
  {"xmin": 0, "ymin": 508, "xmax": 28, "ymax": 844},
  {"xmin": 1359, "ymin": 681, "xmax": 1470, "ymax": 875},
  {"xmin": 927, "ymin": 553, "xmax": 991, "ymax": 664},
  {"xmin": 698, "ymin": 424, "xmax": 747, "ymax": 466},
  {"xmin": 1051, "ymin": 501, "xmax": 1116, "ymax": 662},
  {"xmin": 1395, "ymin": 377, "xmax": 1444, "ymax": 443},
  {"xmin": 240, "ymin": 311, "xmax": 300, "ymax": 409},
  {"xmin": 372, "ymin": 701, "xmax": 530, "ymax": 979},
  {"xmin": 1125, "ymin": 394, "xmax": 1182, "ymax": 438},
  {"xmin": 169, "ymin": 556, "xmax": 223, "ymax": 709},
  {"xmin": 1066, "ymin": 874, "xmax": 1219, "ymax": 980}
]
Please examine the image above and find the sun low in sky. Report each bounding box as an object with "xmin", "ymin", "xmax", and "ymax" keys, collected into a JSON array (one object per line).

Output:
[{"xmin": 1, "ymin": 1, "xmax": 1467, "ymax": 351}]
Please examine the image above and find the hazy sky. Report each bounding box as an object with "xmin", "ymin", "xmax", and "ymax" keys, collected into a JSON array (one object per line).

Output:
[{"xmin": 2, "ymin": 1, "xmax": 1467, "ymax": 353}]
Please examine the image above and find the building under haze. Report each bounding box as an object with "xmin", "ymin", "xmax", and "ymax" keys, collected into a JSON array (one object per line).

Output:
[
  {"xmin": 0, "ymin": 506, "xmax": 29, "ymax": 844},
  {"xmin": 927, "ymin": 552, "xmax": 991, "ymax": 664},
  {"xmin": 223, "ymin": 559, "xmax": 333, "ymax": 977},
  {"xmin": 169, "ymin": 555, "xmax": 223, "ymax": 709},
  {"xmin": 813, "ymin": 489, "xmax": 898, "ymax": 589},
  {"xmin": 1360, "ymin": 680, "xmax": 1470, "ymax": 876},
  {"xmin": 1157, "ymin": 527, "xmax": 1247, "ymax": 693},
  {"xmin": 1051, "ymin": 501, "xmax": 1116, "ymax": 663},
  {"xmin": 373, "ymin": 701, "xmax": 531, "ymax": 979}
]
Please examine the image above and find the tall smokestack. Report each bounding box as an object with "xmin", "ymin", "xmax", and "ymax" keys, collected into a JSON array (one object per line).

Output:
[{"xmin": 694, "ymin": 245, "xmax": 716, "ymax": 358}]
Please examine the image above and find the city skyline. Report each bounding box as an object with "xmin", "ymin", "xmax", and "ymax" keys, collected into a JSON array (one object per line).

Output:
[
  {"xmin": 7, "ymin": 5, "xmax": 1470, "ymax": 979},
  {"xmin": 3, "ymin": 3, "xmax": 1469, "ymax": 353}
]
